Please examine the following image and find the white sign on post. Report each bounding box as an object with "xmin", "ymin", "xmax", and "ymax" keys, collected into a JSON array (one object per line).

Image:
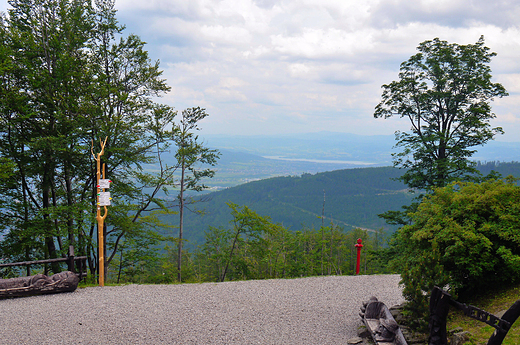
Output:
[
  {"xmin": 98, "ymin": 192, "xmax": 111, "ymax": 206},
  {"xmin": 98, "ymin": 179, "xmax": 111, "ymax": 189}
]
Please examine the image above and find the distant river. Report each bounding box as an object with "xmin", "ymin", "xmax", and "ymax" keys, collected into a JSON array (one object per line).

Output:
[{"xmin": 262, "ymin": 156, "xmax": 375, "ymax": 165}]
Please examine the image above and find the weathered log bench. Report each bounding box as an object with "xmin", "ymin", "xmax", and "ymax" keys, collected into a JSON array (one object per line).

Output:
[{"xmin": 0, "ymin": 271, "xmax": 79, "ymax": 298}]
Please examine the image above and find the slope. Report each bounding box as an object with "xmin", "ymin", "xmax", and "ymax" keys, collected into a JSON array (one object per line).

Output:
[{"xmin": 160, "ymin": 166, "xmax": 414, "ymax": 245}]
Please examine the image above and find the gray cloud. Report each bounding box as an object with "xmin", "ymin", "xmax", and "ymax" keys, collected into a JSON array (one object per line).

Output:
[
  {"xmin": 115, "ymin": 0, "xmax": 520, "ymax": 138},
  {"xmin": 369, "ymin": 0, "xmax": 520, "ymax": 29}
]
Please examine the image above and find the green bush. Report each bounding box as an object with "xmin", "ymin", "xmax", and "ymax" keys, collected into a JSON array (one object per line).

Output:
[{"xmin": 391, "ymin": 178, "xmax": 520, "ymax": 329}]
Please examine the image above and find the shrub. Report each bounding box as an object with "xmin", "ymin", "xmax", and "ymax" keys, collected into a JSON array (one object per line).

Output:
[{"xmin": 391, "ymin": 178, "xmax": 520, "ymax": 329}]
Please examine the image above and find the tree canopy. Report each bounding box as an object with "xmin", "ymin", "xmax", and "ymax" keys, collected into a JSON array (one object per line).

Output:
[{"xmin": 374, "ymin": 36, "xmax": 508, "ymax": 191}]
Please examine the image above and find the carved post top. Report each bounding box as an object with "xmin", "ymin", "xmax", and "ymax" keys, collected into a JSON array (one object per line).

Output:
[{"xmin": 91, "ymin": 137, "xmax": 108, "ymax": 161}]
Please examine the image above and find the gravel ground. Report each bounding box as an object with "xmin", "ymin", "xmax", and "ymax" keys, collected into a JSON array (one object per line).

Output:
[{"xmin": 0, "ymin": 274, "xmax": 404, "ymax": 345}]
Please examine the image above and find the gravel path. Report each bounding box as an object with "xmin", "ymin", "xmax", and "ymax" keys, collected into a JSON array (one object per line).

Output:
[{"xmin": 0, "ymin": 274, "xmax": 403, "ymax": 345}]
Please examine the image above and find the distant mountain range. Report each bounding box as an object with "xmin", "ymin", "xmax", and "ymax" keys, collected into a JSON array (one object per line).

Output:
[
  {"xmin": 190, "ymin": 132, "xmax": 520, "ymax": 191},
  {"xmin": 203, "ymin": 132, "xmax": 396, "ymax": 165},
  {"xmin": 202, "ymin": 131, "xmax": 520, "ymax": 165}
]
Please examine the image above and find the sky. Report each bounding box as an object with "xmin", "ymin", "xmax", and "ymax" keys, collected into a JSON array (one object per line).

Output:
[{"xmin": 2, "ymin": 0, "xmax": 520, "ymax": 140}]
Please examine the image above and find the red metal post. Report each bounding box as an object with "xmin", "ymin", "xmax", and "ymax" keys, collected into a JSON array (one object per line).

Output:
[{"xmin": 355, "ymin": 238, "xmax": 363, "ymax": 275}]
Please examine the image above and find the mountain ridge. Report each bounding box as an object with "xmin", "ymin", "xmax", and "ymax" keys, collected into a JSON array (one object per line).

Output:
[{"xmin": 202, "ymin": 132, "xmax": 520, "ymax": 164}]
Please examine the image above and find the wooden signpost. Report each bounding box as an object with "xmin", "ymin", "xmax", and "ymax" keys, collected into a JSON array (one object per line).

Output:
[{"xmin": 92, "ymin": 137, "xmax": 111, "ymax": 287}]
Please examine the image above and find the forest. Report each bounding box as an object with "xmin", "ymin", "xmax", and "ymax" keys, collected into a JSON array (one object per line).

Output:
[{"xmin": 108, "ymin": 203, "xmax": 391, "ymax": 284}]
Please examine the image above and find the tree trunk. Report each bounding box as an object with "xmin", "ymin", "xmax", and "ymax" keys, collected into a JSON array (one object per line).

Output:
[
  {"xmin": 43, "ymin": 195, "xmax": 60, "ymax": 272},
  {"xmin": 177, "ymin": 158, "xmax": 186, "ymax": 282},
  {"xmin": 64, "ymin": 162, "xmax": 75, "ymax": 245},
  {"xmin": 221, "ymin": 229, "xmax": 242, "ymax": 282}
]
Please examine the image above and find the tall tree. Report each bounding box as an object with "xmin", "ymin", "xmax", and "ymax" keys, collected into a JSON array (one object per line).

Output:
[
  {"xmin": 88, "ymin": 0, "xmax": 178, "ymax": 280},
  {"xmin": 374, "ymin": 36, "xmax": 508, "ymax": 191},
  {"xmin": 0, "ymin": 0, "xmax": 96, "ymax": 272},
  {"xmin": 174, "ymin": 107, "xmax": 219, "ymax": 282},
  {"xmin": 0, "ymin": 0, "xmax": 179, "ymax": 282}
]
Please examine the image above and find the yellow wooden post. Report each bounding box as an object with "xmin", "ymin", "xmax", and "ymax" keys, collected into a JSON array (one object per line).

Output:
[{"xmin": 92, "ymin": 137, "xmax": 108, "ymax": 287}]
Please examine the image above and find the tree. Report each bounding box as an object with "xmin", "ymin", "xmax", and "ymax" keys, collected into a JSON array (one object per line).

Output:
[
  {"xmin": 0, "ymin": 0, "xmax": 97, "ymax": 272},
  {"xmin": 390, "ymin": 179, "xmax": 520, "ymax": 329},
  {"xmin": 90, "ymin": 0, "xmax": 182, "ymax": 282},
  {"xmin": 0, "ymin": 158, "xmax": 14, "ymax": 179},
  {"xmin": 211, "ymin": 203, "xmax": 272, "ymax": 282},
  {"xmin": 173, "ymin": 107, "xmax": 220, "ymax": 282},
  {"xmin": 0, "ymin": 0, "xmax": 179, "ymax": 282},
  {"xmin": 374, "ymin": 36, "xmax": 508, "ymax": 191}
]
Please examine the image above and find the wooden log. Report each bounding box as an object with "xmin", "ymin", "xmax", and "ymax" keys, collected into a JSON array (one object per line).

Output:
[
  {"xmin": 0, "ymin": 271, "xmax": 79, "ymax": 299},
  {"xmin": 0, "ymin": 257, "xmax": 69, "ymax": 267}
]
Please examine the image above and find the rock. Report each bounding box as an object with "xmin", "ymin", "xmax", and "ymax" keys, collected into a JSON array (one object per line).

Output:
[
  {"xmin": 347, "ymin": 336, "xmax": 364, "ymax": 344},
  {"xmin": 400, "ymin": 326, "xmax": 428, "ymax": 344},
  {"xmin": 450, "ymin": 331, "xmax": 471, "ymax": 345},
  {"xmin": 390, "ymin": 304, "xmax": 406, "ymax": 324},
  {"xmin": 389, "ymin": 303, "xmax": 406, "ymax": 314},
  {"xmin": 448, "ymin": 327, "xmax": 463, "ymax": 335},
  {"xmin": 357, "ymin": 325, "xmax": 371, "ymax": 338}
]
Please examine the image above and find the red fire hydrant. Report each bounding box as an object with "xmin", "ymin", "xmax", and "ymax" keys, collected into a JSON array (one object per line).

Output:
[{"xmin": 355, "ymin": 238, "xmax": 363, "ymax": 275}]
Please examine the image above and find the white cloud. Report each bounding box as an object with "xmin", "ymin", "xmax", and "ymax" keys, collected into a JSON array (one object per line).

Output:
[
  {"xmin": 200, "ymin": 25, "xmax": 252, "ymax": 45},
  {"xmin": 288, "ymin": 63, "xmax": 311, "ymax": 78},
  {"xmin": 495, "ymin": 73, "xmax": 520, "ymax": 94},
  {"xmin": 270, "ymin": 28, "xmax": 376, "ymax": 59}
]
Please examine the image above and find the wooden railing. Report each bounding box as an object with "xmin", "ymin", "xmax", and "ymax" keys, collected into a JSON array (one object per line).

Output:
[{"xmin": 0, "ymin": 245, "xmax": 88, "ymax": 280}]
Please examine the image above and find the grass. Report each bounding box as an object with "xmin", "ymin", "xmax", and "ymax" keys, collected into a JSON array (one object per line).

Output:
[{"xmin": 447, "ymin": 283, "xmax": 520, "ymax": 345}]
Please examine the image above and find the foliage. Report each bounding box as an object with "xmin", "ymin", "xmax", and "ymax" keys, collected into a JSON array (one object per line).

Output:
[
  {"xmin": 390, "ymin": 179, "xmax": 520, "ymax": 329},
  {"xmin": 375, "ymin": 36, "xmax": 508, "ymax": 191},
  {"xmin": 0, "ymin": 157, "xmax": 15, "ymax": 180},
  {"xmin": 108, "ymin": 201, "xmax": 393, "ymax": 284},
  {"xmin": 197, "ymin": 203, "xmax": 391, "ymax": 282}
]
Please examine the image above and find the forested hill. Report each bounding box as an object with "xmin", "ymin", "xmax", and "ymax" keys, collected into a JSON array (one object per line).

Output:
[
  {"xmin": 162, "ymin": 161, "xmax": 520, "ymax": 246},
  {"xmin": 162, "ymin": 166, "xmax": 413, "ymax": 244}
]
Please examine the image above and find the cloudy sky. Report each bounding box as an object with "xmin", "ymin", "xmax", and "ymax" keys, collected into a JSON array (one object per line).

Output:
[{"xmin": 2, "ymin": 0, "xmax": 520, "ymax": 140}]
